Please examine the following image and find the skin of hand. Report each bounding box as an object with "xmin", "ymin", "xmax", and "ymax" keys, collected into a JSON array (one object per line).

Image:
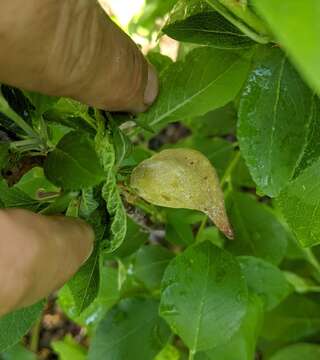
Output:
[{"xmin": 0, "ymin": 0, "xmax": 159, "ymax": 316}]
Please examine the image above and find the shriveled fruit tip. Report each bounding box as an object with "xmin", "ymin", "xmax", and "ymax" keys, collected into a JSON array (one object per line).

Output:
[{"xmin": 130, "ymin": 148, "xmax": 233, "ymax": 238}]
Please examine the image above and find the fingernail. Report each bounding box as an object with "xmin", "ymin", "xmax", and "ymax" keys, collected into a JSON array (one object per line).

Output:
[{"xmin": 144, "ymin": 64, "xmax": 159, "ymax": 106}]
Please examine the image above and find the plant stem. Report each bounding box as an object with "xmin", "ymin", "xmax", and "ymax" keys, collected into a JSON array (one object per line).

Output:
[
  {"xmin": 196, "ymin": 215, "xmax": 208, "ymax": 243},
  {"xmin": 10, "ymin": 138, "xmax": 42, "ymax": 153},
  {"xmin": 0, "ymin": 92, "xmax": 38, "ymax": 138},
  {"xmin": 304, "ymin": 249, "xmax": 320, "ymax": 276},
  {"xmin": 30, "ymin": 315, "xmax": 42, "ymax": 354},
  {"xmin": 220, "ymin": 151, "xmax": 241, "ymax": 187},
  {"xmin": 189, "ymin": 350, "xmax": 195, "ymax": 360},
  {"xmin": 81, "ymin": 112, "xmax": 97, "ymax": 130},
  {"xmin": 205, "ymin": 0, "xmax": 270, "ymax": 44}
]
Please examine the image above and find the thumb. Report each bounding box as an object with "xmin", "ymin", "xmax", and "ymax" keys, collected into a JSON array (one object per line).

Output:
[
  {"xmin": 0, "ymin": 0, "xmax": 158, "ymax": 113},
  {"xmin": 0, "ymin": 209, "xmax": 94, "ymax": 315}
]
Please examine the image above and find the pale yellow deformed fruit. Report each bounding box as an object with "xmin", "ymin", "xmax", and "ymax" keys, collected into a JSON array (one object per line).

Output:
[{"xmin": 130, "ymin": 148, "xmax": 233, "ymax": 239}]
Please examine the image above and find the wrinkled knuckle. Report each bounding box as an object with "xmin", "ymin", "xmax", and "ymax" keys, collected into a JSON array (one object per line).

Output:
[{"xmin": 45, "ymin": 1, "xmax": 101, "ymax": 94}]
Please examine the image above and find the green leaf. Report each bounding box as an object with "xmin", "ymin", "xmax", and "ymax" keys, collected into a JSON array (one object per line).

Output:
[
  {"xmin": 40, "ymin": 192, "xmax": 78, "ymax": 215},
  {"xmin": 270, "ymin": 343, "xmax": 320, "ymax": 360},
  {"xmin": 67, "ymin": 244, "xmax": 100, "ymax": 315},
  {"xmin": 44, "ymin": 131, "xmax": 105, "ymax": 190},
  {"xmin": 107, "ymin": 217, "xmax": 149, "ymax": 259},
  {"xmin": 196, "ymin": 295, "xmax": 263, "ymax": 360},
  {"xmin": 238, "ymin": 47, "xmax": 320, "ymax": 197},
  {"xmin": 164, "ymin": 0, "xmax": 253, "ymax": 49},
  {"xmin": 88, "ymin": 298, "xmax": 171, "ymax": 360},
  {"xmin": 0, "ymin": 90, "xmax": 36, "ymax": 138},
  {"xmin": 160, "ymin": 242, "xmax": 248, "ymax": 352},
  {"xmin": 226, "ymin": 192, "xmax": 288, "ymax": 265},
  {"xmin": 24, "ymin": 91, "xmax": 59, "ymax": 115},
  {"xmin": 278, "ymin": 158, "xmax": 320, "ymax": 247},
  {"xmin": 147, "ymin": 52, "xmax": 173, "ymax": 74},
  {"xmin": 183, "ymin": 103, "xmax": 236, "ymax": 137},
  {"xmin": 137, "ymin": 47, "xmax": 251, "ymax": 130},
  {"xmin": 231, "ymin": 156, "xmax": 255, "ymax": 189},
  {"xmin": 0, "ymin": 143, "xmax": 9, "ymax": 171},
  {"xmin": 52, "ymin": 335, "xmax": 86, "ymax": 360},
  {"xmin": 206, "ymin": 0, "xmax": 271, "ymax": 43},
  {"xmin": 0, "ymin": 302, "xmax": 44, "ymax": 352},
  {"xmin": 130, "ymin": 0, "xmax": 176, "ymax": 32},
  {"xmin": 79, "ymin": 188, "xmax": 99, "ymax": 219},
  {"xmin": 155, "ymin": 345, "xmax": 180, "ymax": 360},
  {"xmin": 239, "ymin": 256, "xmax": 292, "ymax": 310},
  {"xmin": 262, "ymin": 294, "xmax": 320, "ymax": 342},
  {"xmin": 284, "ymin": 271, "xmax": 320, "ymax": 294},
  {"xmin": 165, "ymin": 209, "xmax": 195, "ymax": 246},
  {"xmin": 133, "ymin": 245, "xmax": 174, "ymax": 291},
  {"xmin": 251, "ymin": 0, "xmax": 320, "ymax": 95},
  {"xmin": 15, "ymin": 167, "xmax": 58, "ymax": 200},
  {"xmin": 1, "ymin": 343, "xmax": 36, "ymax": 360},
  {"xmin": 58, "ymin": 267, "xmax": 120, "ymax": 330},
  {"xmin": 110, "ymin": 121, "xmax": 133, "ymax": 168},
  {"xmin": 0, "ymin": 179, "xmax": 39, "ymax": 211},
  {"xmin": 95, "ymin": 120, "xmax": 127, "ymax": 253}
]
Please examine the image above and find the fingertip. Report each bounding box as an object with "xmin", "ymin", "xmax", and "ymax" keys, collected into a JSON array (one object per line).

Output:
[{"xmin": 144, "ymin": 63, "xmax": 159, "ymax": 107}]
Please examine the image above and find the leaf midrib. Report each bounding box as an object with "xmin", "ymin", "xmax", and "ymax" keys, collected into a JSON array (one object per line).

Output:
[
  {"xmin": 150, "ymin": 57, "xmax": 243, "ymax": 126},
  {"xmin": 54, "ymin": 148, "xmax": 103, "ymax": 183}
]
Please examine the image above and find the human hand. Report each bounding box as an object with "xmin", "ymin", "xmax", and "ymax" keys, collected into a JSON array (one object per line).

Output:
[
  {"xmin": 0, "ymin": 0, "xmax": 159, "ymax": 316},
  {"xmin": 0, "ymin": 0, "xmax": 158, "ymax": 112},
  {"xmin": 0, "ymin": 209, "xmax": 94, "ymax": 317}
]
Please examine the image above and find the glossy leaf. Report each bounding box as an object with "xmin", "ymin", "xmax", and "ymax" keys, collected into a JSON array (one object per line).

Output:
[
  {"xmin": 88, "ymin": 298, "xmax": 171, "ymax": 360},
  {"xmin": 67, "ymin": 244, "xmax": 100, "ymax": 315},
  {"xmin": 196, "ymin": 295, "xmax": 263, "ymax": 360},
  {"xmin": 24, "ymin": 91, "xmax": 59, "ymax": 115},
  {"xmin": 133, "ymin": 245, "xmax": 174, "ymax": 291},
  {"xmin": 227, "ymin": 192, "xmax": 287, "ymax": 264},
  {"xmin": 252, "ymin": 0, "xmax": 320, "ymax": 95},
  {"xmin": 1, "ymin": 343, "xmax": 36, "ymax": 360},
  {"xmin": 270, "ymin": 343, "xmax": 320, "ymax": 360},
  {"xmin": 262, "ymin": 294, "xmax": 320, "ymax": 342},
  {"xmin": 137, "ymin": 47, "xmax": 250, "ymax": 130},
  {"xmin": 107, "ymin": 217, "xmax": 148, "ymax": 259},
  {"xmin": 147, "ymin": 52, "xmax": 173, "ymax": 74},
  {"xmin": 44, "ymin": 131, "xmax": 105, "ymax": 190},
  {"xmin": 239, "ymin": 256, "xmax": 292, "ymax": 310},
  {"xmin": 284, "ymin": 272, "xmax": 320, "ymax": 294},
  {"xmin": 164, "ymin": 0, "xmax": 253, "ymax": 48},
  {"xmin": 0, "ymin": 179, "xmax": 39, "ymax": 211},
  {"xmin": 58, "ymin": 267, "xmax": 120, "ymax": 330},
  {"xmin": 238, "ymin": 47, "xmax": 320, "ymax": 197},
  {"xmin": 278, "ymin": 158, "xmax": 320, "ymax": 247},
  {"xmin": 52, "ymin": 336, "xmax": 86, "ymax": 360},
  {"xmin": 183, "ymin": 103, "xmax": 236, "ymax": 137},
  {"xmin": 15, "ymin": 167, "xmax": 58, "ymax": 200},
  {"xmin": 165, "ymin": 209, "xmax": 195, "ymax": 246},
  {"xmin": 155, "ymin": 344, "xmax": 180, "ymax": 360},
  {"xmin": 0, "ymin": 302, "xmax": 44, "ymax": 352},
  {"xmin": 160, "ymin": 242, "xmax": 248, "ymax": 352},
  {"xmin": 131, "ymin": 148, "xmax": 233, "ymax": 238}
]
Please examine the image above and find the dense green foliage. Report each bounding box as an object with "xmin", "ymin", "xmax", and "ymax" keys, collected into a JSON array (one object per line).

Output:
[{"xmin": 1, "ymin": 0, "xmax": 320, "ymax": 359}]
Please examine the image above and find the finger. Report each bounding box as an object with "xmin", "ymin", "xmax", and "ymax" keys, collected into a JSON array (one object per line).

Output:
[
  {"xmin": 0, "ymin": 0, "xmax": 159, "ymax": 112},
  {"xmin": 0, "ymin": 209, "xmax": 94, "ymax": 312}
]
